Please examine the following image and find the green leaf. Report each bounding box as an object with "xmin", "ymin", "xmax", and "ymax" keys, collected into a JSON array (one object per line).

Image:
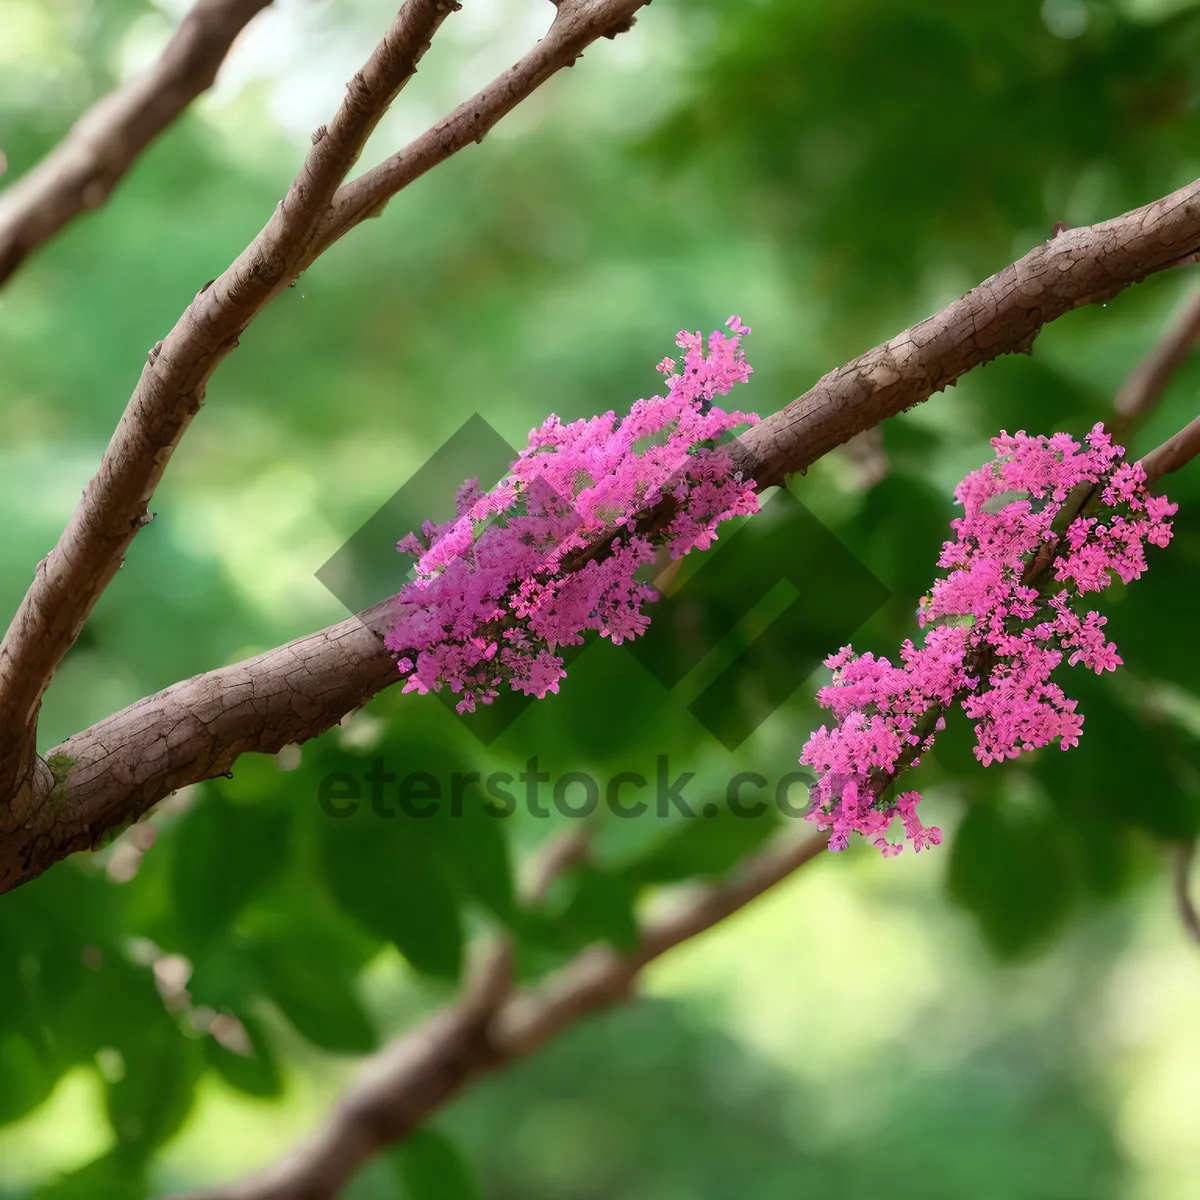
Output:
[
  {"xmin": 238, "ymin": 881, "xmax": 379, "ymax": 1055},
  {"xmin": 250, "ymin": 932, "xmax": 377, "ymax": 1055},
  {"xmin": 1032, "ymin": 674, "xmax": 1200, "ymax": 840},
  {"xmin": 979, "ymin": 489, "xmax": 1030, "ymax": 514},
  {"xmin": 1067, "ymin": 816, "xmax": 1135, "ymax": 900},
  {"xmin": 35, "ymin": 1153, "xmax": 147, "ymax": 1200},
  {"xmin": 425, "ymin": 801, "xmax": 516, "ymax": 928},
  {"xmin": 392, "ymin": 1129, "xmax": 483, "ymax": 1200},
  {"xmin": 930, "ymin": 703, "xmax": 988, "ymax": 777},
  {"xmin": 946, "ymin": 799, "xmax": 1078, "ymax": 960},
  {"xmin": 318, "ymin": 812, "xmax": 464, "ymax": 981},
  {"xmin": 106, "ymin": 1022, "xmax": 204, "ymax": 1167},
  {"xmin": 201, "ymin": 1010, "xmax": 282, "ymax": 1098},
  {"xmin": 0, "ymin": 1031, "xmax": 56, "ymax": 1124},
  {"xmin": 556, "ymin": 865, "xmax": 640, "ymax": 953},
  {"xmin": 170, "ymin": 789, "xmax": 291, "ymax": 949},
  {"xmin": 185, "ymin": 942, "xmax": 262, "ymax": 1013},
  {"xmin": 0, "ymin": 863, "xmax": 119, "ymax": 1052},
  {"xmin": 55, "ymin": 953, "xmax": 167, "ymax": 1068}
]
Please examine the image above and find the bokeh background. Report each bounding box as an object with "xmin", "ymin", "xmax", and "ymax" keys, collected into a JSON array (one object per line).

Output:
[{"xmin": 3, "ymin": 0, "xmax": 1200, "ymax": 1196}]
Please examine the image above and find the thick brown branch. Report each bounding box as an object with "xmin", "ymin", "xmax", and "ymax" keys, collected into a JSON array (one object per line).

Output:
[
  {"xmin": 0, "ymin": 0, "xmax": 651, "ymax": 819},
  {"xmin": 0, "ymin": 0, "xmax": 273, "ymax": 287},
  {"xmin": 730, "ymin": 179, "xmax": 1200, "ymax": 488},
  {"xmin": 11, "ymin": 231, "xmax": 1200, "ymax": 893},
  {"xmin": 171, "ymin": 829, "xmax": 829, "ymax": 1200},
  {"xmin": 0, "ymin": 605, "xmax": 398, "ymax": 891},
  {"xmin": 0, "ymin": 0, "xmax": 458, "ymax": 792}
]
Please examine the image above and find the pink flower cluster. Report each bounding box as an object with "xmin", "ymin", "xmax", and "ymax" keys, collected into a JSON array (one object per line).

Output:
[
  {"xmin": 800, "ymin": 424, "xmax": 1176, "ymax": 856},
  {"xmin": 386, "ymin": 318, "xmax": 760, "ymax": 712}
]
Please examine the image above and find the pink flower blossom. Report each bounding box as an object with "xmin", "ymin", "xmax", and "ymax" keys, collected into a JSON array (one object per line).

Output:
[
  {"xmin": 385, "ymin": 319, "xmax": 759, "ymax": 707},
  {"xmin": 801, "ymin": 424, "xmax": 1174, "ymax": 855}
]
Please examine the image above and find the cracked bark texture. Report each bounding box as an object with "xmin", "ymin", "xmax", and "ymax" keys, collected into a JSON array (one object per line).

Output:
[
  {"xmin": 730, "ymin": 179, "xmax": 1200, "ymax": 487},
  {"xmin": 0, "ymin": 604, "xmax": 397, "ymax": 892},
  {"xmin": 0, "ymin": 0, "xmax": 652, "ymax": 874},
  {"xmin": 4, "ymin": 10, "xmax": 1200, "ymax": 896},
  {"xmin": 7, "ymin": 185, "xmax": 1200, "ymax": 891}
]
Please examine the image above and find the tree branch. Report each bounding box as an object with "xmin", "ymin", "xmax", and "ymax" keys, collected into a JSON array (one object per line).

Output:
[
  {"xmin": 10, "ymin": 235, "xmax": 1200, "ymax": 892},
  {"xmin": 729, "ymin": 180, "xmax": 1200, "ymax": 489},
  {"xmin": 0, "ymin": 0, "xmax": 650, "ymax": 819},
  {"xmin": 0, "ymin": 0, "xmax": 455, "ymax": 757},
  {"xmin": 170, "ymin": 828, "xmax": 830, "ymax": 1200},
  {"xmin": 300, "ymin": 0, "xmax": 654, "ymax": 263},
  {"xmin": 1113, "ymin": 286, "xmax": 1200, "ymax": 431},
  {"xmin": 1140, "ymin": 414, "xmax": 1200, "ymax": 487},
  {"xmin": 0, "ymin": 0, "xmax": 273, "ymax": 287},
  {"xmin": 10, "ymin": 604, "xmax": 398, "ymax": 879}
]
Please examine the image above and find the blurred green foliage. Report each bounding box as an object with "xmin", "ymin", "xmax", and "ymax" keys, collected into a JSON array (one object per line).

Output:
[{"xmin": 3, "ymin": 0, "xmax": 1200, "ymax": 1196}]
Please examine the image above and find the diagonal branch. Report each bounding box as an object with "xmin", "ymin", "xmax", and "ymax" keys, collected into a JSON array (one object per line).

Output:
[
  {"xmin": 0, "ymin": 0, "xmax": 273, "ymax": 287},
  {"xmin": 20, "ymin": 604, "xmax": 400, "ymax": 876},
  {"xmin": 0, "ymin": 0, "xmax": 651, "ymax": 812},
  {"xmin": 0, "ymin": 0, "xmax": 455, "ymax": 755},
  {"xmin": 180, "ymin": 323, "xmax": 1200, "ymax": 1198},
  {"xmin": 9, "ymin": 212, "xmax": 1200, "ymax": 892},
  {"xmin": 1140, "ymin": 414, "xmax": 1200, "ymax": 487},
  {"xmin": 729, "ymin": 181, "xmax": 1200, "ymax": 488},
  {"xmin": 170, "ymin": 828, "xmax": 830, "ymax": 1200},
  {"xmin": 300, "ymin": 0, "xmax": 651, "ymax": 263},
  {"xmin": 1113, "ymin": 285, "xmax": 1200, "ymax": 432}
]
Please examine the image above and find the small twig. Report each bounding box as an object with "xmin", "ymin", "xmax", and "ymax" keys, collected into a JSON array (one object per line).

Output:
[
  {"xmin": 1140, "ymin": 413, "xmax": 1200, "ymax": 488},
  {"xmin": 0, "ymin": 0, "xmax": 273, "ymax": 286},
  {"xmin": 522, "ymin": 827, "xmax": 591, "ymax": 904},
  {"xmin": 0, "ymin": 1, "xmax": 652, "ymax": 819},
  {"xmin": 302, "ymin": 0, "xmax": 650, "ymax": 263},
  {"xmin": 1113, "ymin": 288, "xmax": 1200, "ymax": 434}
]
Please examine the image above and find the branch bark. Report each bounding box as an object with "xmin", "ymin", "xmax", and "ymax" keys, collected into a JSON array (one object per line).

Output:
[
  {"xmin": 162, "ymin": 290, "xmax": 1200, "ymax": 1198},
  {"xmin": 170, "ymin": 828, "xmax": 830, "ymax": 1200},
  {"xmin": 0, "ymin": 0, "xmax": 455, "ymax": 759},
  {"xmin": 1113, "ymin": 286, "xmax": 1200, "ymax": 430},
  {"xmin": 0, "ymin": 0, "xmax": 273, "ymax": 286},
  {"xmin": 13, "ymin": 604, "xmax": 398, "ymax": 877},
  {"xmin": 0, "ymin": 0, "xmax": 651, "ymax": 837},
  {"xmin": 729, "ymin": 181, "xmax": 1200, "ymax": 488},
  {"xmin": 1140, "ymin": 414, "xmax": 1200, "ymax": 487},
  {"xmin": 9, "ymin": 242, "xmax": 1200, "ymax": 891}
]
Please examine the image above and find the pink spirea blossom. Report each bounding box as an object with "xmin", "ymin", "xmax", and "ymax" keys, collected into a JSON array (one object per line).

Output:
[
  {"xmin": 801, "ymin": 423, "xmax": 1176, "ymax": 856},
  {"xmin": 386, "ymin": 322, "xmax": 760, "ymax": 712}
]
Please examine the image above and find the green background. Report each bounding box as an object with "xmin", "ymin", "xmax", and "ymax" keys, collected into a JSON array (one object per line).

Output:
[{"xmin": 2, "ymin": 0, "xmax": 1200, "ymax": 1195}]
